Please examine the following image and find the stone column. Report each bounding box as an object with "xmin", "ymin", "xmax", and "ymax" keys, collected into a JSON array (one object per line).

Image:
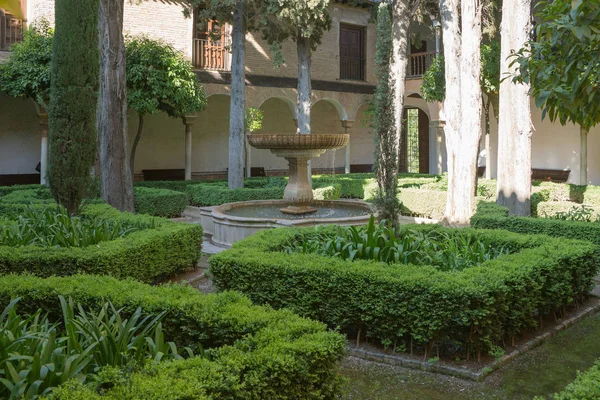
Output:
[
  {"xmin": 183, "ymin": 114, "xmax": 197, "ymax": 181},
  {"xmin": 341, "ymin": 120, "xmax": 354, "ymax": 174},
  {"xmin": 245, "ymin": 130, "xmax": 252, "ymax": 178},
  {"xmin": 35, "ymin": 103, "xmax": 49, "ymax": 185},
  {"xmin": 429, "ymin": 120, "xmax": 446, "ymax": 174}
]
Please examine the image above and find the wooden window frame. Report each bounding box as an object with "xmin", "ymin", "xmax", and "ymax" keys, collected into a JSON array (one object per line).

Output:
[{"xmin": 339, "ymin": 23, "xmax": 366, "ymax": 81}]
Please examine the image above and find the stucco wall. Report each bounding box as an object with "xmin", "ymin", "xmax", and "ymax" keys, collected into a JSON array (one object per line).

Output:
[{"xmin": 0, "ymin": 96, "xmax": 40, "ymax": 174}]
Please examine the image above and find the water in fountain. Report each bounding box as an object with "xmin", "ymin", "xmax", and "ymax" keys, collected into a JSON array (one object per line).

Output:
[{"xmin": 224, "ymin": 202, "xmax": 370, "ymax": 220}]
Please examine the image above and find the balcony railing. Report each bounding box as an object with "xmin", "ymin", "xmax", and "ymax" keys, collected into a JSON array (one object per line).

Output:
[
  {"xmin": 193, "ymin": 38, "xmax": 230, "ymax": 71},
  {"xmin": 407, "ymin": 51, "xmax": 436, "ymax": 78},
  {"xmin": 0, "ymin": 12, "xmax": 23, "ymax": 51}
]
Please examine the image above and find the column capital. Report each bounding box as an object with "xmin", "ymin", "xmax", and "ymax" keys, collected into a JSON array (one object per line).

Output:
[
  {"xmin": 341, "ymin": 120, "xmax": 355, "ymax": 129},
  {"xmin": 183, "ymin": 114, "xmax": 198, "ymax": 126}
]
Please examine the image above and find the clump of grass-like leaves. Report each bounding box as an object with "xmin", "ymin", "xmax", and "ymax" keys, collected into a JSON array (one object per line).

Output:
[
  {"xmin": 0, "ymin": 206, "xmax": 153, "ymax": 248},
  {"xmin": 0, "ymin": 296, "xmax": 200, "ymax": 399},
  {"xmin": 283, "ymin": 216, "xmax": 510, "ymax": 271}
]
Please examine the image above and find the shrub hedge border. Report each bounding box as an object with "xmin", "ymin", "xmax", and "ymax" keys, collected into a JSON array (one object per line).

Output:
[
  {"xmin": 0, "ymin": 274, "xmax": 346, "ymax": 399},
  {"xmin": 133, "ymin": 187, "xmax": 188, "ymax": 218},
  {"xmin": 210, "ymin": 225, "xmax": 599, "ymax": 356},
  {"xmin": 471, "ymin": 202, "xmax": 600, "ymax": 246},
  {"xmin": 0, "ymin": 205, "xmax": 203, "ymax": 283},
  {"xmin": 539, "ymin": 360, "xmax": 600, "ymax": 400}
]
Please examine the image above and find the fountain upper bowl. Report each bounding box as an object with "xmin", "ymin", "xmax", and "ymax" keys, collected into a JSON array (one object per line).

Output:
[{"xmin": 247, "ymin": 134, "xmax": 349, "ymax": 150}]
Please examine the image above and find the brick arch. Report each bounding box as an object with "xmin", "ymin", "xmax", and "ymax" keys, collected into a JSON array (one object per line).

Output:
[
  {"xmin": 257, "ymin": 96, "xmax": 298, "ymax": 120},
  {"xmin": 311, "ymin": 98, "xmax": 349, "ymax": 121}
]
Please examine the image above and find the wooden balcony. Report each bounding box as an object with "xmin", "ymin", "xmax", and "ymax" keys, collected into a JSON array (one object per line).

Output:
[
  {"xmin": 407, "ymin": 51, "xmax": 436, "ymax": 78},
  {"xmin": 0, "ymin": 11, "xmax": 23, "ymax": 51},
  {"xmin": 193, "ymin": 38, "xmax": 230, "ymax": 71}
]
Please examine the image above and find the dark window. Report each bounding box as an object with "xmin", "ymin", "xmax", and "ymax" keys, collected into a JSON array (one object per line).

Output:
[{"xmin": 340, "ymin": 25, "xmax": 365, "ymax": 81}]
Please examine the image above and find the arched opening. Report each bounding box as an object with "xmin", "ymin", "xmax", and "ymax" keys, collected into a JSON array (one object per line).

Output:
[
  {"xmin": 400, "ymin": 106, "xmax": 430, "ymax": 174},
  {"xmin": 311, "ymin": 100, "xmax": 347, "ymax": 174},
  {"xmin": 193, "ymin": 94, "xmax": 231, "ymax": 178}
]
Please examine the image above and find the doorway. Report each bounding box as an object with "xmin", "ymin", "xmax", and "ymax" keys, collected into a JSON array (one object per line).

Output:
[{"xmin": 400, "ymin": 107, "xmax": 430, "ymax": 174}]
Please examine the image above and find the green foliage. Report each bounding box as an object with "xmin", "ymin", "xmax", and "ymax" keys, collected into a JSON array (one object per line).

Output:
[
  {"xmin": 126, "ymin": 36, "xmax": 206, "ymax": 118},
  {"xmin": 259, "ymin": 0, "xmax": 332, "ymax": 66},
  {"xmin": 245, "ymin": 107, "xmax": 264, "ymax": 133},
  {"xmin": 0, "ymin": 20, "xmax": 52, "ymax": 106},
  {"xmin": 0, "ymin": 296, "xmax": 193, "ymax": 399},
  {"xmin": 539, "ymin": 202, "xmax": 600, "ymax": 222},
  {"xmin": 472, "ymin": 201, "xmax": 600, "ymax": 246},
  {"xmin": 0, "ymin": 206, "xmax": 150, "ymax": 248},
  {"xmin": 210, "ymin": 225, "xmax": 598, "ymax": 356},
  {"xmin": 372, "ymin": 3, "xmax": 400, "ymax": 224},
  {"xmin": 0, "ymin": 204, "xmax": 203, "ymax": 282},
  {"xmin": 133, "ymin": 187, "xmax": 188, "ymax": 218},
  {"xmin": 422, "ymin": 41, "xmax": 501, "ymax": 102},
  {"xmin": 421, "ymin": 55, "xmax": 445, "ymax": 102},
  {"xmin": 284, "ymin": 216, "xmax": 510, "ymax": 271},
  {"xmin": 540, "ymin": 361, "xmax": 600, "ymax": 400},
  {"xmin": 0, "ymin": 188, "xmax": 56, "ymax": 205},
  {"xmin": 0, "ymin": 185, "xmax": 45, "ymax": 198},
  {"xmin": 0, "ymin": 274, "xmax": 346, "ymax": 399},
  {"xmin": 511, "ymin": 0, "xmax": 600, "ymax": 130},
  {"xmin": 47, "ymin": 0, "xmax": 99, "ymax": 216}
]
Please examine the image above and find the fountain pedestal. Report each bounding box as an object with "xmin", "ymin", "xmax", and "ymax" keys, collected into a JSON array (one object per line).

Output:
[{"xmin": 247, "ymin": 134, "xmax": 349, "ymax": 215}]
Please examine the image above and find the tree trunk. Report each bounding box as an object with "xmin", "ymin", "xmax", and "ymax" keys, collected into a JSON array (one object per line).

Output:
[
  {"xmin": 297, "ymin": 34, "xmax": 312, "ymax": 135},
  {"xmin": 97, "ymin": 0, "xmax": 134, "ymax": 212},
  {"xmin": 391, "ymin": 0, "xmax": 410, "ymax": 168},
  {"xmin": 580, "ymin": 126, "xmax": 588, "ymax": 185},
  {"xmin": 439, "ymin": 0, "xmax": 483, "ymax": 224},
  {"xmin": 129, "ymin": 113, "xmax": 144, "ymax": 182},
  {"xmin": 228, "ymin": 0, "xmax": 246, "ymax": 189},
  {"xmin": 484, "ymin": 96, "xmax": 491, "ymax": 180},
  {"xmin": 496, "ymin": 0, "xmax": 532, "ymax": 216}
]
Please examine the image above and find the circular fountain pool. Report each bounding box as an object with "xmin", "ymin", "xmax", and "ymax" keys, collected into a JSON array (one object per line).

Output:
[{"xmin": 202, "ymin": 200, "xmax": 372, "ymax": 248}]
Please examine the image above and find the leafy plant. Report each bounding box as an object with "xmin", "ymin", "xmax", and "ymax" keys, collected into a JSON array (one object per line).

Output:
[
  {"xmin": 0, "ymin": 296, "xmax": 195, "ymax": 399},
  {"xmin": 283, "ymin": 215, "xmax": 510, "ymax": 271},
  {"xmin": 547, "ymin": 205, "xmax": 598, "ymax": 223},
  {"xmin": 0, "ymin": 206, "xmax": 153, "ymax": 248}
]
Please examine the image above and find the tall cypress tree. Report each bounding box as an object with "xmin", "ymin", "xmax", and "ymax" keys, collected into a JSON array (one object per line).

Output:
[
  {"xmin": 373, "ymin": 3, "xmax": 400, "ymax": 226},
  {"xmin": 48, "ymin": 0, "xmax": 99, "ymax": 215}
]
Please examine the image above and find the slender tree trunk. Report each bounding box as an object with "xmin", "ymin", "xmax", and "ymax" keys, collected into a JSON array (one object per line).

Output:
[
  {"xmin": 496, "ymin": 0, "xmax": 532, "ymax": 216},
  {"xmin": 97, "ymin": 0, "xmax": 134, "ymax": 212},
  {"xmin": 391, "ymin": 0, "xmax": 410, "ymax": 170},
  {"xmin": 228, "ymin": 0, "xmax": 246, "ymax": 189},
  {"xmin": 440, "ymin": 0, "xmax": 483, "ymax": 224},
  {"xmin": 297, "ymin": 34, "xmax": 312, "ymax": 135},
  {"xmin": 484, "ymin": 96, "xmax": 491, "ymax": 180},
  {"xmin": 580, "ymin": 126, "xmax": 588, "ymax": 185},
  {"xmin": 129, "ymin": 113, "xmax": 144, "ymax": 182}
]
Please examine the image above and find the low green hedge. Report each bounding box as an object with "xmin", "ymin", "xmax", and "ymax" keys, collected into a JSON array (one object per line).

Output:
[
  {"xmin": 0, "ymin": 187, "xmax": 55, "ymax": 203},
  {"xmin": 0, "ymin": 205, "xmax": 203, "ymax": 282},
  {"xmin": 0, "ymin": 274, "xmax": 346, "ymax": 399},
  {"xmin": 472, "ymin": 202, "xmax": 600, "ymax": 246},
  {"xmin": 210, "ymin": 225, "xmax": 598, "ymax": 356},
  {"xmin": 536, "ymin": 201, "xmax": 600, "ymax": 221},
  {"xmin": 397, "ymin": 188, "xmax": 447, "ymax": 219},
  {"xmin": 538, "ymin": 361, "xmax": 600, "ymax": 400},
  {"xmin": 0, "ymin": 184, "xmax": 45, "ymax": 197},
  {"xmin": 186, "ymin": 184, "xmax": 285, "ymax": 206},
  {"xmin": 134, "ymin": 187, "xmax": 188, "ymax": 218}
]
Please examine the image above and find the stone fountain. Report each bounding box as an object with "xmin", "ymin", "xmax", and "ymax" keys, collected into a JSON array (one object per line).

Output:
[
  {"xmin": 184, "ymin": 133, "xmax": 373, "ymax": 248},
  {"xmin": 246, "ymin": 133, "xmax": 349, "ymax": 214}
]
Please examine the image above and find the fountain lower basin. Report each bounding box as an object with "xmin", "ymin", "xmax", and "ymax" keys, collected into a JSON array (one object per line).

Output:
[{"xmin": 190, "ymin": 199, "xmax": 372, "ymax": 248}]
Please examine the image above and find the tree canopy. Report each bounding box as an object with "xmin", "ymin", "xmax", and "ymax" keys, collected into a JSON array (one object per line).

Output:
[
  {"xmin": 0, "ymin": 22, "xmax": 52, "ymax": 107},
  {"xmin": 126, "ymin": 36, "xmax": 206, "ymax": 119},
  {"xmin": 511, "ymin": 0, "xmax": 600, "ymax": 131}
]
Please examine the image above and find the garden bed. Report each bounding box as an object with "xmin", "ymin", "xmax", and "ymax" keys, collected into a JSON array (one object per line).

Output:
[
  {"xmin": 0, "ymin": 204, "xmax": 203, "ymax": 282},
  {"xmin": 210, "ymin": 223, "xmax": 599, "ymax": 362},
  {"xmin": 0, "ymin": 274, "xmax": 346, "ymax": 399}
]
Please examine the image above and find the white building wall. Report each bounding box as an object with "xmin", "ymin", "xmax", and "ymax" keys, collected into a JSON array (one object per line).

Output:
[{"xmin": 0, "ymin": 96, "xmax": 39, "ymax": 174}]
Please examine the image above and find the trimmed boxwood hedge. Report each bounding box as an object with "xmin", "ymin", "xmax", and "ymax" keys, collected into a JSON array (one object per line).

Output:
[
  {"xmin": 134, "ymin": 187, "xmax": 188, "ymax": 218},
  {"xmin": 0, "ymin": 205, "xmax": 203, "ymax": 282},
  {"xmin": 210, "ymin": 225, "xmax": 598, "ymax": 356},
  {"xmin": 472, "ymin": 202, "xmax": 600, "ymax": 246},
  {"xmin": 0, "ymin": 274, "xmax": 346, "ymax": 399},
  {"xmin": 536, "ymin": 201, "xmax": 600, "ymax": 221}
]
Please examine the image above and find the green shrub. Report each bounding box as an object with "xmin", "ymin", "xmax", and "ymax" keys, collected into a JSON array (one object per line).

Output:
[
  {"xmin": 0, "ymin": 274, "xmax": 346, "ymax": 399},
  {"xmin": 0, "ymin": 296, "xmax": 192, "ymax": 399},
  {"xmin": 284, "ymin": 216, "xmax": 510, "ymax": 271},
  {"xmin": 472, "ymin": 201, "xmax": 600, "ymax": 246},
  {"xmin": 0, "ymin": 204, "xmax": 202, "ymax": 282},
  {"xmin": 313, "ymin": 174, "xmax": 375, "ymax": 199},
  {"xmin": 312, "ymin": 184, "xmax": 342, "ymax": 201},
  {"xmin": 210, "ymin": 225, "xmax": 598, "ymax": 357},
  {"xmin": 538, "ymin": 361, "xmax": 600, "ymax": 400},
  {"xmin": 134, "ymin": 187, "xmax": 188, "ymax": 218},
  {"xmin": 0, "ymin": 185, "xmax": 49, "ymax": 199},
  {"xmin": 0, "ymin": 206, "xmax": 151, "ymax": 248},
  {"xmin": 186, "ymin": 184, "xmax": 285, "ymax": 206},
  {"xmin": 537, "ymin": 201, "xmax": 600, "ymax": 222},
  {"xmin": 397, "ymin": 188, "xmax": 447, "ymax": 219}
]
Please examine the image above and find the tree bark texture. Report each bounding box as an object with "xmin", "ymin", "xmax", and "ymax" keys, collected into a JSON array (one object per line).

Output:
[
  {"xmin": 391, "ymin": 0, "xmax": 410, "ymax": 170},
  {"xmin": 98, "ymin": 0, "xmax": 134, "ymax": 212},
  {"xmin": 228, "ymin": 0, "xmax": 246, "ymax": 189},
  {"xmin": 580, "ymin": 126, "xmax": 588, "ymax": 185},
  {"xmin": 439, "ymin": 0, "xmax": 483, "ymax": 224},
  {"xmin": 496, "ymin": 0, "xmax": 532, "ymax": 216},
  {"xmin": 297, "ymin": 35, "xmax": 312, "ymax": 135},
  {"xmin": 129, "ymin": 113, "xmax": 144, "ymax": 182}
]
